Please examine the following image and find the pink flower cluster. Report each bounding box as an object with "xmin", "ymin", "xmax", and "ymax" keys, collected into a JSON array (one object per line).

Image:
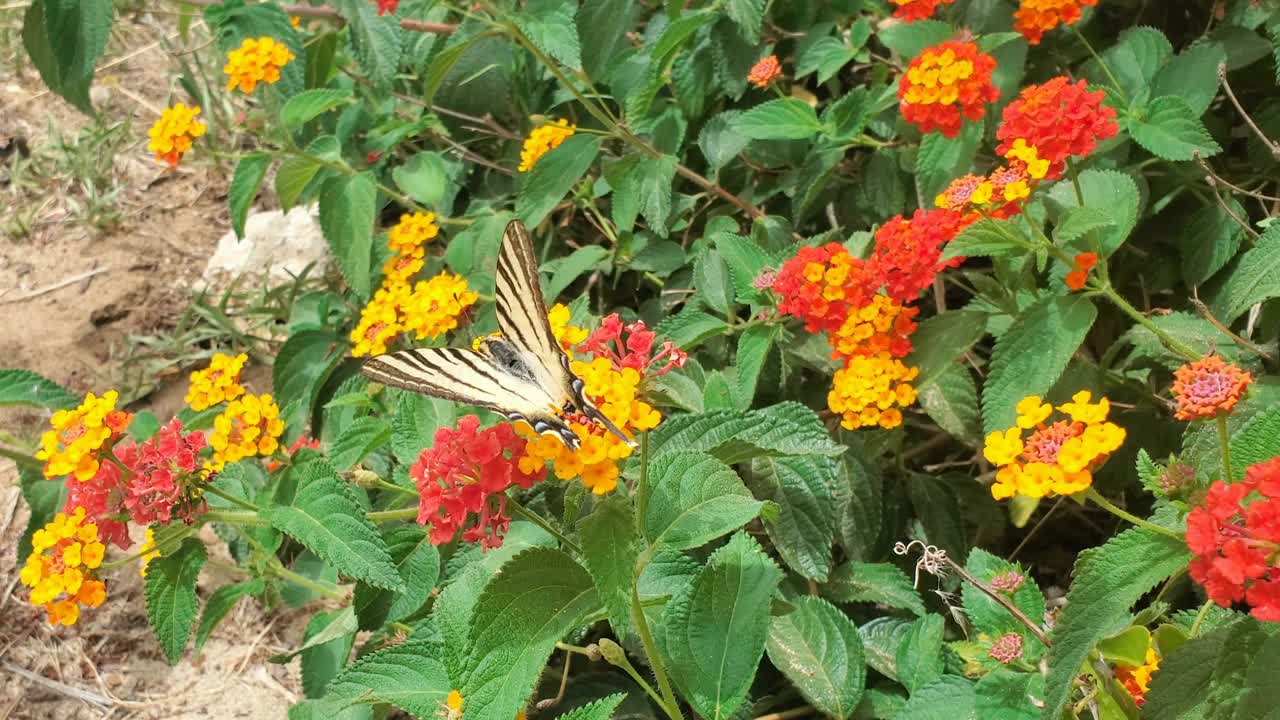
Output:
[{"xmin": 579, "ymin": 313, "xmax": 688, "ymax": 376}]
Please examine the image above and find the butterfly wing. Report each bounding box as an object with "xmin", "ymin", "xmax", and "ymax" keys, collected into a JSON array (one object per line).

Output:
[{"xmin": 360, "ymin": 347, "xmax": 581, "ymax": 448}]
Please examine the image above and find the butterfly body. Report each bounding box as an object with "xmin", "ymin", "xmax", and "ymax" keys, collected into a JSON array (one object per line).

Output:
[{"xmin": 361, "ymin": 220, "xmax": 636, "ymax": 451}]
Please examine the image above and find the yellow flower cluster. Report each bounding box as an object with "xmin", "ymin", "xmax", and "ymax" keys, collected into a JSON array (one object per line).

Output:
[
  {"xmin": 186, "ymin": 352, "xmax": 249, "ymax": 411},
  {"xmin": 828, "ymin": 353, "xmax": 919, "ymax": 430},
  {"xmin": 139, "ymin": 528, "xmax": 161, "ymax": 578},
  {"xmin": 224, "ymin": 36, "xmax": 295, "ymax": 94},
  {"xmin": 935, "ymin": 139, "xmax": 1050, "ymax": 212},
  {"xmin": 36, "ymin": 390, "xmax": 132, "ymax": 481},
  {"xmin": 147, "ymin": 103, "xmax": 206, "ymax": 168},
  {"xmin": 20, "ymin": 507, "xmax": 108, "ymax": 626},
  {"xmin": 984, "ymin": 392, "xmax": 1126, "ymax": 500},
  {"xmin": 205, "ymin": 393, "xmax": 285, "ymax": 472},
  {"xmin": 520, "ymin": 358, "xmax": 661, "ymax": 494},
  {"xmin": 518, "ymin": 119, "xmax": 575, "ymax": 172},
  {"xmin": 828, "ymin": 294, "xmax": 917, "ymax": 360},
  {"xmin": 387, "ymin": 212, "xmax": 440, "ymax": 255}
]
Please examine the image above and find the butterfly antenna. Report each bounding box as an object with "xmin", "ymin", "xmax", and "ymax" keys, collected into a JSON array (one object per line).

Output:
[{"xmin": 581, "ymin": 404, "xmax": 638, "ymax": 448}]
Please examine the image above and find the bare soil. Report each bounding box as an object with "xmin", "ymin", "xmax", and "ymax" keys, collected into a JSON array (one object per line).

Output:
[{"xmin": 0, "ymin": 11, "xmax": 309, "ymax": 719}]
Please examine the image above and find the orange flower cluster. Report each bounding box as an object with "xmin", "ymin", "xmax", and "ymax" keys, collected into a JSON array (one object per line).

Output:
[
  {"xmin": 147, "ymin": 103, "xmax": 206, "ymax": 168},
  {"xmin": 898, "ymin": 41, "xmax": 999, "ymax": 138},
  {"xmin": 748, "ymin": 55, "xmax": 782, "ymax": 88},
  {"xmin": 983, "ymin": 392, "xmax": 1125, "ymax": 500},
  {"xmin": 828, "ymin": 294, "xmax": 918, "ymax": 361},
  {"xmin": 773, "ymin": 243, "xmax": 873, "ymax": 334},
  {"xmin": 1171, "ymin": 356, "xmax": 1252, "ymax": 421},
  {"xmin": 20, "ymin": 508, "xmax": 108, "ymax": 626},
  {"xmin": 518, "ymin": 119, "xmax": 575, "ymax": 172},
  {"xmin": 889, "ymin": 0, "xmax": 956, "ymax": 22},
  {"xmin": 995, "ymin": 76, "xmax": 1118, "ymax": 180},
  {"xmin": 223, "ymin": 36, "xmax": 295, "ymax": 94},
  {"xmin": 1064, "ymin": 252, "xmax": 1098, "ymax": 291},
  {"xmin": 867, "ymin": 208, "xmax": 972, "ymax": 302},
  {"xmin": 829, "ymin": 353, "xmax": 919, "ymax": 430},
  {"xmin": 1114, "ymin": 644, "xmax": 1160, "ymax": 707},
  {"xmin": 936, "ymin": 139, "xmax": 1051, "ymax": 222},
  {"xmin": 1014, "ymin": 0, "xmax": 1098, "ymax": 45},
  {"xmin": 36, "ymin": 391, "xmax": 132, "ymax": 481}
]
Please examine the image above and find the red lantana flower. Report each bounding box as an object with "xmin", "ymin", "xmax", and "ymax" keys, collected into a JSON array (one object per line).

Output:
[
  {"xmin": 1064, "ymin": 252, "xmax": 1098, "ymax": 291},
  {"xmin": 747, "ymin": 55, "xmax": 781, "ymax": 89},
  {"xmin": 1187, "ymin": 457, "xmax": 1280, "ymax": 621},
  {"xmin": 374, "ymin": 0, "xmax": 398, "ymax": 15},
  {"xmin": 115, "ymin": 418, "xmax": 209, "ymax": 526},
  {"xmin": 889, "ymin": 0, "xmax": 956, "ymax": 22},
  {"xmin": 899, "ymin": 41, "xmax": 999, "ymax": 138},
  {"xmin": 995, "ymin": 76, "xmax": 1118, "ymax": 180},
  {"xmin": 63, "ymin": 461, "xmax": 131, "ymax": 550},
  {"xmin": 411, "ymin": 416, "xmax": 546, "ymax": 549},
  {"xmin": 866, "ymin": 208, "xmax": 972, "ymax": 302},
  {"xmin": 578, "ymin": 314, "xmax": 687, "ymax": 377},
  {"xmin": 773, "ymin": 243, "xmax": 873, "ymax": 334}
]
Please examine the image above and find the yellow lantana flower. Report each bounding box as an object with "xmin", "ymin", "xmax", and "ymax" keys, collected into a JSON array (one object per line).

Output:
[{"xmin": 224, "ymin": 36, "xmax": 295, "ymax": 94}]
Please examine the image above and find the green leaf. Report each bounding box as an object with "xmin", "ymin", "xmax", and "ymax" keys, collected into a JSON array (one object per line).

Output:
[
  {"xmin": 895, "ymin": 614, "xmax": 945, "ymax": 692},
  {"xmin": 1152, "ymin": 41, "xmax": 1225, "ymax": 116},
  {"xmin": 445, "ymin": 211, "xmax": 510, "ymax": 296},
  {"xmin": 919, "ymin": 364, "xmax": 981, "ymax": 442},
  {"xmin": 833, "ymin": 457, "xmax": 881, "ymax": 563},
  {"xmin": 21, "ymin": 0, "xmax": 112, "ymax": 114},
  {"xmin": 698, "ymin": 112, "xmax": 750, "ymax": 175},
  {"xmin": 858, "ymin": 617, "xmax": 912, "ymax": 682},
  {"xmin": 229, "ymin": 154, "xmax": 271, "ymax": 241},
  {"xmin": 714, "ymin": 233, "xmax": 775, "ymax": 303},
  {"xmin": 546, "ymin": 245, "xmax": 610, "ymax": 301},
  {"xmin": 1209, "ymin": 224, "xmax": 1280, "ymax": 323},
  {"xmin": 578, "ymin": 0, "xmax": 636, "ymax": 79},
  {"xmin": 1143, "ymin": 618, "xmax": 1270, "ymax": 720},
  {"xmin": 732, "ymin": 99, "xmax": 823, "ymax": 140},
  {"xmin": 273, "ymin": 329, "xmax": 345, "ymax": 433},
  {"xmin": 1121, "ymin": 311, "xmax": 1238, "ymax": 370},
  {"xmin": 0, "ymin": 368, "xmax": 77, "ymax": 409},
  {"xmin": 650, "ymin": 402, "xmax": 846, "ymax": 464},
  {"xmin": 906, "ymin": 311, "xmax": 988, "ymax": 388},
  {"xmin": 960, "ymin": 549, "xmax": 1045, "ymax": 651},
  {"xmin": 1229, "ymin": 407, "xmax": 1280, "ymax": 481},
  {"xmin": 194, "ymin": 579, "xmax": 263, "ymax": 657},
  {"xmin": 269, "ymin": 460, "xmax": 404, "ymax": 591},
  {"xmin": 393, "ymin": 151, "xmax": 464, "ymax": 215},
  {"xmin": 334, "ymin": 0, "xmax": 402, "ymax": 90},
  {"xmin": 328, "ymin": 416, "xmax": 391, "ymax": 472},
  {"xmin": 981, "ymin": 295, "xmax": 1098, "ymax": 435},
  {"xmin": 1092, "ymin": 26, "xmax": 1173, "ymax": 102},
  {"xmin": 516, "ymin": 134, "xmax": 602, "ymax": 227},
  {"xmin": 973, "ymin": 670, "xmax": 1041, "ymax": 720},
  {"xmin": 391, "ymin": 392, "xmax": 456, "ymax": 465},
  {"xmin": 578, "ymin": 494, "xmax": 641, "ymax": 638},
  {"xmin": 821, "ymin": 86, "xmax": 876, "ymax": 142},
  {"xmin": 822, "ymin": 562, "xmax": 925, "ymax": 617},
  {"xmin": 276, "ymin": 135, "xmax": 339, "ymax": 211},
  {"xmin": 1127, "ymin": 95, "xmax": 1222, "ymax": 161},
  {"xmin": 798, "ymin": 37, "xmax": 856, "ymax": 84},
  {"xmin": 1097, "ymin": 625, "xmax": 1151, "ymax": 667},
  {"xmin": 423, "ymin": 34, "xmax": 480, "ymax": 106},
  {"xmin": 282, "ymin": 89, "xmax": 353, "ymax": 129},
  {"xmin": 1041, "ymin": 529, "xmax": 1191, "ymax": 719},
  {"xmin": 893, "ymin": 676, "xmax": 975, "ymax": 720},
  {"xmin": 735, "ymin": 324, "xmax": 778, "ymax": 407},
  {"xmin": 144, "ymin": 538, "xmax": 207, "ymax": 665},
  {"xmin": 643, "ymin": 450, "xmax": 763, "ymax": 550},
  {"xmin": 606, "ymin": 153, "xmax": 677, "ymax": 235},
  {"xmin": 662, "ymin": 533, "xmax": 782, "ymax": 720},
  {"xmin": 748, "ymin": 454, "xmax": 837, "ymax": 581},
  {"xmin": 514, "ymin": 0, "xmax": 582, "ymax": 70},
  {"xmin": 461, "ymin": 547, "xmax": 600, "ymax": 720},
  {"xmin": 1045, "ymin": 170, "xmax": 1141, "ymax": 260},
  {"xmin": 877, "ymin": 19, "xmax": 952, "ymax": 59},
  {"xmin": 18, "ymin": 467, "xmax": 65, "ymax": 561},
  {"xmin": 696, "ymin": 251, "xmax": 733, "ymax": 317},
  {"xmin": 355, "ymin": 526, "xmax": 442, "ymax": 628},
  {"xmin": 655, "ymin": 309, "xmax": 729, "ymax": 350},
  {"xmin": 302, "ymin": 608, "xmax": 357, "ymax": 698},
  {"xmin": 915, "ymin": 118, "xmax": 983, "ymax": 204},
  {"xmin": 766, "ymin": 597, "xmax": 865, "ymax": 720},
  {"xmin": 553, "ymin": 694, "xmax": 627, "ymax": 720},
  {"xmin": 940, "ymin": 217, "xmax": 1028, "ymax": 262},
  {"xmin": 325, "ymin": 640, "xmax": 453, "ymax": 717},
  {"xmin": 1052, "ymin": 207, "xmax": 1116, "ymax": 246},
  {"xmin": 319, "ymin": 172, "xmax": 378, "ymax": 300},
  {"xmin": 1179, "ymin": 198, "xmax": 1246, "ymax": 286},
  {"xmin": 724, "ymin": 0, "xmax": 764, "ymax": 43},
  {"xmin": 1236, "ymin": 629, "xmax": 1280, "ymax": 718}
]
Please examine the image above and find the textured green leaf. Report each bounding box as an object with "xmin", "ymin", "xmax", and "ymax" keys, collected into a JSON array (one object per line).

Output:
[
  {"xmin": 916, "ymin": 119, "xmax": 983, "ymax": 205},
  {"xmin": 0, "ymin": 368, "xmax": 78, "ymax": 409},
  {"xmin": 514, "ymin": 0, "xmax": 581, "ymax": 70},
  {"xmin": 735, "ymin": 324, "xmax": 778, "ymax": 407},
  {"xmin": 662, "ymin": 533, "xmax": 782, "ymax": 720},
  {"xmin": 643, "ymin": 450, "xmax": 762, "ymax": 550},
  {"xmin": 724, "ymin": 0, "xmax": 764, "ymax": 43},
  {"xmin": 1122, "ymin": 311, "xmax": 1238, "ymax": 370},
  {"xmin": 1152, "ymin": 41, "xmax": 1225, "ymax": 115},
  {"xmin": 895, "ymin": 614, "xmax": 945, "ymax": 693},
  {"xmin": 1045, "ymin": 170, "xmax": 1141, "ymax": 257},
  {"xmin": 355, "ymin": 525, "xmax": 442, "ymax": 629},
  {"xmin": 273, "ymin": 329, "xmax": 345, "ymax": 435},
  {"xmin": 606, "ymin": 153, "xmax": 677, "ymax": 235},
  {"xmin": 1180, "ymin": 198, "xmax": 1246, "ymax": 286},
  {"xmin": 973, "ymin": 670, "xmax": 1041, "ymax": 720},
  {"xmin": 766, "ymin": 597, "xmax": 865, "ymax": 720},
  {"xmin": 1229, "ymin": 407, "xmax": 1280, "ymax": 481},
  {"xmin": 229, "ymin": 153, "xmax": 270, "ymax": 241},
  {"xmin": 698, "ymin": 112, "xmax": 750, "ymax": 175},
  {"xmin": 334, "ymin": 0, "xmax": 401, "ymax": 89},
  {"xmin": 748, "ymin": 454, "xmax": 837, "ymax": 581},
  {"xmin": 422, "ymin": 34, "xmax": 480, "ymax": 106},
  {"xmin": 276, "ymin": 135, "xmax": 339, "ymax": 211},
  {"xmin": 982, "ymin": 295, "xmax": 1098, "ymax": 435},
  {"xmin": 821, "ymin": 85, "xmax": 877, "ymax": 142},
  {"xmin": 1127, "ymin": 95, "xmax": 1222, "ymax": 161},
  {"xmin": 18, "ymin": 467, "xmax": 64, "ymax": 561},
  {"xmin": 269, "ymin": 460, "xmax": 404, "ymax": 591},
  {"xmin": 393, "ymin": 151, "xmax": 464, "ymax": 215},
  {"xmin": 858, "ymin": 617, "xmax": 913, "ymax": 682},
  {"xmin": 650, "ymin": 402, "xmax": 845, "ymax": 464},
  {"xmin": 894, "ymin": 676, "xmax": 975, "ymax": 720},
  {"xmin": 1093, "ymin": 26, "xmax": 1172, "ymax": 101},
  {"xmin": 22, "ymin": 0, "xmax": 112, "ymax": 113},
  {"xmin": 194, "ymin": 579, "xmax": 263, "ymax": 657},
  {"xmin": 822, "ymin": 562, "xmax": 925, "ymax": 617},
  {"xmin": 461, "ymin": 547, "xmax": 600, "ymax": 720},
  {"xmin": 1210, "ymin": 224, "xmax": 1280, "ymax": 323},
  {"xmin": 833, "ymin": 456, "xmax": 882, "ymax": 563},
  {"xmin": 1236, "ymin": 629, "xmax": 1280, "ymax": 718},
  {"xmin": 732, "ymin": 99, "xmax": 823, "ymax": 140},
  {"xmin": 1041, "ymin": 529, "xmax": 1192, "ymax": 719},
  {"xmin": 578, "ymin": 0, "xmax": 636, "ymax": 79},
  {"xmin": 906, "ymin": 311, "xmax": 988, "ymax": 388},
  {"xmin": 917, "ymin": 365, "xmax": 981, "ymax": 442},
  {"xmin": 325, "ymin": 640, "xmax": 453, "ymax": 717},
  {"xmin": 578, "ymin": 494, "xmax": 641, "ymax": 638},
  {"xmin": 1052, "ymin": 207, "xmax": 1115, "ymax": 246},
  {"xmin": 904, "ymin": 474, "xmax": 967, "ymax": 565},
  {"xmin": 282, "ymin": 89, "xmax": 353, "ymax": 129},
  {"xmin": 1143, "ymin": 618, "xmax": 1271, "ymax": 720},
  {"xmin": 516, "ymin": 134, "xmax": 601, "ymax": 227},
  {"xmin": 714, "ymin": 233, "xmax": 775, "ymax": 303},
  {"xmin": 552, "ymin": 694, "xmax": 627, "ymax": 720},
  {"xmin": 941, "ymin": 217, "xmax": 1028, "ymax": 262},
  {"xmin": 302, "ymin": 608, "xmax": 357, "ymax": 699},
  {"xmin": 547, "ymin": 245, "xmax": 610, "ymax": 300},
  {"xmin": 877, "ymin": 19, "xmax": 952, "ymax": 58},
  {"xmin": 655, "ymin": 309, "xmax": 730, "ymax": 351},
  {"xmin": 391, "ymin": 393, "xmax": 457, "ymax": 465},
  {"xmin": 960, "ymin": 549, "xmax": 1046, "ymax": 656},
  {"xmin": 328, "ymin": 416, "xmax": 392, "ymax": 471},
  {"xmin": 319, "ymin": 172, "xmax": 378, "ymax": 300},
  {"xmin": 1182, "ymin": 379, "xmax": 1280, "ymax": 483},
  {"xmin": 144, "ymin": 538, "xmax": 207, "ymax": 665},
  {"xmin": 798, "ymin": 36, "xmax": 857, "ymax": 84}
]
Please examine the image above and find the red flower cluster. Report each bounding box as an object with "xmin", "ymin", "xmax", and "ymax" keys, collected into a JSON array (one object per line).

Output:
[
  {"xmin": 995, "ymin": 77, "xmax": 1118, "ymax": 180},
  {"xmin": 579, "ymin": 313, "xmax": 688, "ymax": 377},
  {"xmin": 1064, "ymin": 252, "xmax": 1098, "ymax": 291},
  {"xmin": 115, "ymin": 419, "xmax": 209, "ymax": 526},
  {"xmin": 867, "ymin": 208, "xmax": 972, "ymax": 302},
  {"xmin": 889, "ymin": 0, "xmax": 956, "ymax": 22},
  {"xmin": 63, "ymin": 461, "xmax": 130, "ymax": 549},
  {"xmin": 1187, "ymin": 457, "xmax": 1280, "ymax": 621},
  {"xmin": 773, "ymin": 243, "xmax": 873, "ymax": 334},
  {"xmin": 411, "ymin": 416, "xmax": 546, "ymax": 548},
  {"xmin": 373, "ymin": 0, "xmax": 398, "ymax": 15},
  {"xmin": 898, "ymin": 41, "xmax": 999, "ymax": 138}
]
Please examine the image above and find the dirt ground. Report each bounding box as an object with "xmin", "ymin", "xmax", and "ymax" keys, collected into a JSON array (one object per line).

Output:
[{"xmin": 1, "ymin": 10, "xmax": 312, "ymax": 719}]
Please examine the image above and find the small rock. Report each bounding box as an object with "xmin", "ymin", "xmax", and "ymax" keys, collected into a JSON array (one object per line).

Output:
[{"xmin": 203, "ymin": 206, "xmax": 330, "ymax": 285}]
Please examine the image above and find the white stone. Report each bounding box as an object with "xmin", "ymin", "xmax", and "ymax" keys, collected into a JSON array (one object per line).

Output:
[{"xmin": 203, "ymin": 206, "xmax": 330, "ymax": 284}]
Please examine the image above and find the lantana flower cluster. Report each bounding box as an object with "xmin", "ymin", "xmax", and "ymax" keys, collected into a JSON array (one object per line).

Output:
[
  {"xmin": 20, "ymin": 508, "xmax": 108, "ymax": 626},
  {"xmin": 898, "ymin": 41, "xmax": 999, "ymax": 138},
  {"xmin": 1171, "ymin": 356, "xmax": 1252, "ymax": 421},
  {"xmin": 983, "ymin": 392, "xmax": 1126, "ymax": 500},
  {"xmin": 205, "ymin": 393, "xmax": 285, "ymax": 472},
  {"xmin": 36, "ymin": 390, "xmax": 132, "ymax": 482},
  {"xmin": 147, "ymin": 103, "xmax": 206, "ymax": 168},
  {"xmin": 186, "ymin": 352, "xmax": 248, "ymax": 411},
  {"xmin": 889, "ymin": 0, "xmax": 956, "ymax": 22},
  {"xmin": 223, "ymin": 36, "xmax": 295, "ymax": 94},
  {"xmin": 1113, "ymin": 643, "xmax": 1161, "ymax": 707},
  {"xmin": 518, "ymin": 119, "xmax": 575, "ymax": 172},
  {"xmin": 1064, "ymin": 252, "xmax": 1098, "ymax": 291},
  {"xmin": 748, "ymin": 55, "xmax": 782, "ymax": 88},
  {"xmin": 995, "ymin": 76, "xmax": 1117, "ymax": 180},
  {"xmin": 411, "ymin": 415, "xmax": 546, "ymax": 549},
  {"xmin": 867, "ymin": 208, "xmax": 972, "ymax": 302},
  {"xmin": 936, "ymin": 139, "xmax": 1051, "ymax": 219},
  {"xmin": 1014, "ymin": 0, "xmax": 1098, "ymax": 45},
  {"xmin": 1186, "ymin": 457, "xmax": 1280, "ymax": 621}
]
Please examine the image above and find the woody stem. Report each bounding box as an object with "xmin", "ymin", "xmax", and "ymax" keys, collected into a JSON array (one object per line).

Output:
[{"xmin": 1083, "ymin": 488, "xmax": 1181, "ymax": 540}]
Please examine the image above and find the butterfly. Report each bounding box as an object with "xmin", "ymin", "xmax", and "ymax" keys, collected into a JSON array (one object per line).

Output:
[{"xmin": 360, "ymin": 219, "xmax": 635, "ymax": 451}]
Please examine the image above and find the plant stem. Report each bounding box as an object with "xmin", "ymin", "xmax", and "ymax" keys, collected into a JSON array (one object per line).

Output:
[
  {"xmin": 100, "ymin": 526, "xmax": 197, "ymax": 570},
  {"xmin": 636, "ymin": 432, "xmax": 651, "ymax": 530},
  {"xmin": 630, "ymin": 585, "xmax": 684, "ymax": 720},
  {"xmin": 372, "ymin": 478, "xmax": 418, "ymax": 496},
  {"xmin": 269, "ymin": 560, "xmax": 344, "ymax": 600},
  {"xmin": 204, "ymin": 509, "xmax": 271, "ymax": 527},
  {"xmin": 1067, "ymin": 25, "xmax": 1129, "ymax": 106},
  {"xmin": 0, "ymin": 446, "xmax": 40, "ymax": 468},
  {"xmin": 1098, "ymin": 285, "xmax": 1200, "ymax": 361},
  {"xmin": 203, "ymin": 483, "xmax": 261, "ymax": 512},
  {"xmin": 1188, "ymin": 599, "xmax": 1215, "ymax": 637},
  {"xmin": 367, "ymin": 507, "xmax": 419, "ymax": 523},
  {"xmin": 1084, "ymin": 488, "xmax": 1181, "ymax": 540},
  {"xmin": 1216, "ymin": 415, "xmax": 1234, "ymax": 482},
  {"xmin": 943, "ymin": 557, "xmax": 1052, "ymax": 647},
  {"xmin": 506, "ymin": 495, "xmax": 582, "ymax": 554}
]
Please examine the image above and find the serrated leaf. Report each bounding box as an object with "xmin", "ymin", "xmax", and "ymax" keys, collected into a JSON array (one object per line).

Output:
[
  {"xmin": 1209, "ymin": 224, "xmax": 1280, "ymax": 323},
  {"xmin": 194, "ymin": 579, "xmax": 263, "ymax": 657},
  {"xmin": 960, "ymin": 549, "xmax": 1046, "ymax": 656},
  {"xmin": 893, "ymin": 676, "xmax": 976, "ymax": 720},
  {"xmin": 916, "ymin": 119, "xmax": 983, "ymax": 205},
  {"xmin": 1041, "ymin": 529, "xmax": 1191, "ymax": 719},
  {"xmin": 1121, "ymin": 311, "xmax": 1238, "ymax": 370},
  {"xmin": 516, "ymin": 134, "xmax": 601, "ymax": 227},
  {"xmin": 662, "ymin": 533, "xmax": 782, "ymax": 720},
  {"xmin": 282, "ymin": 89, "xmax": 353, "ymax": 129},
  {"xmin": 392, "ymin": 393, "xmax": 457, "ymax": 465},
  {"xmin": 1152, "ymin": 41, "xmax": 1225, "ymax": 115},
  {"xmin": 269, "ymin": 460, "xmax": 404, "ymax": 591},
  {"xmin": 229, "ymin": 153, "xmax": 270, "ymax": 241},
  {"xmin": 698, "ymin": 112, "xmax": 750, "ymax": 175},
  {"xmin": 822, "ymin": 86, "xmax": 877, "ymax": 142},
  {"xmin": 724, "ymin": 0, "xmax": 764, "ymax": 43},
  {"xmin": 334, "ymin": 0, "xmax": 401, "ymax": 90},
  {"xmin": 546, "ymin": 245, "xmax": 610, "ymax": 300},
  {"xmin": 697, "ymin": 251, "xmax": 733, "ymax": 317},
  {"xmin": 328, "ymin": 416, "xmax": 392, "ymax": 471},
  {"xmin": 144, "ymin": 538, "xmax": 207, "ymax": 665},
  {"xmin": 735, "ymin": 324, "xmax": 778, "ymax": 407},
  {"xmin": 1143, "ymin": 618, "xmax": 1270, "ymax": 720},
  {"xmin": 578, "ymin": 0, "xmax": 635, "ymax": 79},
  {"xmin": 642, "ymin": 450, "xmax": 763, "ymax": 550},
  {"xmin": 18, "ymin": 467, "xmax": 64, "ymax": 561},
  {"xmin": 982, "ymin": 295, "xmax": 1097, "ymax": 435},
  {"xmin": 877, "ymin": 19, "xmax": 952, "ymax": 59},
  {"xmin": 302, "ymin": 608, "xmax": 357, "ymax": 698},
  {"xmin": 578, "ymin": 494, "xmax": 641, "ymax": 638},
  {"xmin": 393, "ymin": 151, "xmax": 464, "ymax": 216},
  {"xmin": 319, "ymin": 172, "xmax": 378, "ymax": 300},
  {"xmin": 798, "ymin": 36, "xmax": 856, "ymax": 84},
  {"xmin": 941, "ymin": 217, "xmax": 1028, "ymax": 262},
  {"xmin": 461, "ymin": 547, "xmax": 600, "ymax": 720},
  {"xmin": 276, "ymin": 135, "xmax": 339, "ymax": 211},
  {"xmin": 650, "ymin": 402, "xmax": 845, "ymax": 464},
  {"xmin": 514, "ymin": 0, "xmax": 581, "ymax": 69},
  {"xmin": 973, "ymin": 670, "xmax": 1041, "ymax": 720},
  {"xmin": 606, "ymin": 153, "xmax": 677, "ymax": 235},
  {"xmin": 833, "ymin": 456, "xmax": 881, "ymax": 563},
  {"xmin": 655, "ymin": 308, "xmax": 729, "ymax": 350},
  {"xmin": 1228, "ymin": 407, "xmax": 1280, "ymax": 481},
  {"xmin": 895, "ymin": 614, "xmax": 945, "ymax": 692},
  {"xmin": 22, "ymin": 0, "xmax": 112, "ymax": 114},
  {"xmin": 732, "ymin": 99, "xmax": 823, "ymax": 140},
  {"xmin": 1045, "ymin": 169, "xmax": 1141, "ymax": 257},
  {"xmin": 766, "ymin": 597, "xmax": 865, "ymax": 720},
  {"xmin": 0, "ymin": 368, "xmax": 78, "ymax": 409},
  {"xmin": 325, "ymin": 640, "xmax": 452, "ymax": 717},
  {"xmin": 1092, "ymin": 26, "xmax": 1173, "ymax": 102},
  {"xmin": 822, "ymin": 562, "xmax": 925, "ymax": 617},
  {"xmin": 552, "ymin": 694, "xmax": 627, "ymax": 720},
  {"xmin": 906, "ymin": 311, "xmax": 988, "ymax": 388},
  {"xmin": 748, "ymin": 454, "xmax": 836, "ymax": 581},
  {"xmin": 1052, "ymin": 207, "xmax": 1115, "ymax": 245},
  {"xmin": 273, "ymin": 329, "xmax": 345, "ymax": 435},
  {"xmin": 1180, "ymin": 199, "xmax": 1246, "ymax": 286},
  {"xmin": 355, "ymin": 526, "xmax": 442, "ymax": 629},
  {"xmin": 858, "ymin": 617, "xmax": 913, "ymax": 681},
  {"xmin": 1127, "ymin": 95, "xmax": 1222, "ymax": 161}
]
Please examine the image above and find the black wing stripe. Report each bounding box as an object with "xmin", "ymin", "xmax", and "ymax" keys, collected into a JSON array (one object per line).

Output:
[{"xmin": 445, "ymin": 348, "xmax": 538, "ymax": 401}]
